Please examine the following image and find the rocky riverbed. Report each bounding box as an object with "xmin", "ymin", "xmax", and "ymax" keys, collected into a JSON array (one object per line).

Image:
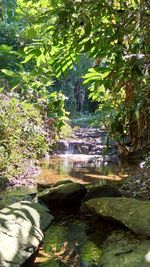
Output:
[
  {"xmin": 3, "ymin": 127, "xmax": 150, "ymax": 201},
  {"xmin": 23, "ymin": 180, "xmax": 150, "ymax": 267},
  {"xmin": 1, "ymin": 127, "xmax": 150, "ymax": 267}
]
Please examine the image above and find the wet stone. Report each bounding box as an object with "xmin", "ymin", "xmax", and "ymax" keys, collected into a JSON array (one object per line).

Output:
[{"xmin": 38, "ymin": 182, "xmax": 87, "ymax": 209}]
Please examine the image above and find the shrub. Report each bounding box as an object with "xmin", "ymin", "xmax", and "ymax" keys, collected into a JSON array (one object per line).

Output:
[
  {"xmin": 0, "ymin": 94, "xmax": 48, "ymax": 179},
  {"xmin": 59, "ymin": 121, "xmax": 72, "ymax": 139}
]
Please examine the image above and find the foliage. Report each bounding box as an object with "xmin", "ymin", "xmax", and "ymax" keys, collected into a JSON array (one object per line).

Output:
[
  {"xmin": 0, "ymin": 0, "xmax": 149, "ymax": 179},
  {"xmin": 71, "ymin": 113, "xmax": 97, "ymax": 127},
  {"xmin": 0, "ymin": 0, "xmax": 67, "ymax": 122},
  {"xmin": 0, "ymin": 0, "xmax": 69, "ymax": 181},
  {"xmin": 33, "ymin": 0, "xmax": 149, "ymax": 155},
  {"xmin": 51, "ymin": 55, "xmax": 92, "ymax": 115},
  {"xmin": 0, "ymin": 94, "xmax": 48, "ymax": 179},
  {"xmin": 59, "ymin": 122, "xmax": 72, "ymax": 139},
  {"xmin": 47, "ymin": 92, "xmax": 69, "ymax": 132}
]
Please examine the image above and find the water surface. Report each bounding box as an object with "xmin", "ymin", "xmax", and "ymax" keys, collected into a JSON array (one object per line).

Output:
[{"xmin": 38, "ymin": 154, "xmax": 129, "ymax": 186}]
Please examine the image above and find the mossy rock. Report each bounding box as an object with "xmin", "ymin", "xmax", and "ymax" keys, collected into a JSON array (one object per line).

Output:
[
  {"xmin": 98, "ymin": 230, "xmax": 150, "ymax": 267},
  {"xmin": 84, "ymin": 197, "xmax": 150, "ymax": 237},
  {"xmin": 38, "ymin": 182, "xmax": 87, "ymax": 209},
  {"xmin": 39, "ymin": 219, "xmax": 101, "ymax": 267}
]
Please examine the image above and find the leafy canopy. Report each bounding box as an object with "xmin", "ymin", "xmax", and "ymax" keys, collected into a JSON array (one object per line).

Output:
[{"xmin": 1, "ymin": 0, "xmax": 150, "ymax": 156}]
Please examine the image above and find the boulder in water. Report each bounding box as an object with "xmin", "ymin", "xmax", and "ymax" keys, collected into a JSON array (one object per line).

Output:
[
  {"xmin": 37, "ymin": 180, "xmax": 74, "ymax": 192},
  {"xmin": 37, "ymin": 181, "xmax": 53, "ymax": 192},
  {"xmin": 53, "ymin": 180, "xmax": 73, "ymax": 187},
  {"xmin": 83, "ymin": 197, "xmax": 150, "ymax": 237},
  {"xmin": 38, "ymin": 181, "xmax": 87, "ymax": 209}
]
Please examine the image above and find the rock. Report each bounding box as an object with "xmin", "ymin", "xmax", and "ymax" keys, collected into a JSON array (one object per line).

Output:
[
  {"xmin": 38, "ymin": 216, "xmax": 102, "ymax": 267},
  {"xmin": 83, "ymin": 197, "xmax": 150, "ymax": 237},
  {"xmin": 37, "ymin": 181, "xmax": 53, "ymax": 192},
  {"xmin": 68, "ymin": 141, "xmax": 83, "ymax": 154},
  {"xmin": 37, "ymin": 180, "xmax": 73, "ymax": 192},
  {"xmin": 67, "ymin": 141, "xmax": 91, "ymax": 154},
  {"xmin": 98, "ymin": 230, "xmax": 150, "ymax": 267},
  {"xmin": 80, "ymin": 145, "xmax": 89, "ymax": 154},
  {"xmin": 38, "ymin": 182, "xmax": 87, "ymax": 209},
  {"xmin": 53, "ymin": 180, "xmax": 73, "ymax": 187},
  {"xmin": 56, "ymin": 140, "xmax": 69, "ymax": 152},
  {"xmin": 0, "ymin": 191, "xmax": 37, "ymax": 207},
  {"xmin": 0, "ymin": 201, "xmax": 54, "ymax": 267},
  {"xmin": 89, "ymin": 144, "xmax": 104, "ymax": 153},
  {"xmin": 84, "ymin": 185, "xmax": 122, "ymax": 201}
]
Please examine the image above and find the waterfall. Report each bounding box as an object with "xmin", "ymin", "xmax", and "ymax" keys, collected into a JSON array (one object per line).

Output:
[{"xmin": 65, "ymin": 142, "xmax": 75, "ymax": 155}]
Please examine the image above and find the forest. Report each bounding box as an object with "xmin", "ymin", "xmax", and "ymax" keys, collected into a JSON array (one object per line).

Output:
[{"xmin": 0, "ymin": 0, "xmax": 150, "ymax": 267}]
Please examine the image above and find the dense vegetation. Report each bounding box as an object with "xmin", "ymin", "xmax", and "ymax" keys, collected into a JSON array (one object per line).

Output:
[
  {"xmin": 46, "ymin": 0, "xmax": 150, "ymax": 156},
  {"xmin": 0, "ymin": 95, "xmax": 48, "ymax": 179},
  {"xmin": 0, "ymin": 0, "xmax": 150, "ymax": 179}
]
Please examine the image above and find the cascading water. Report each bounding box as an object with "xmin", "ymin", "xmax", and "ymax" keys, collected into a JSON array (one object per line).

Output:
[
  {"xmin": 65, "ymin": 142, "xmax": 75, "ymax": 155},
  {"xmin": 39, "ymin": 128, "xmax": 124, "ymax": 186}
]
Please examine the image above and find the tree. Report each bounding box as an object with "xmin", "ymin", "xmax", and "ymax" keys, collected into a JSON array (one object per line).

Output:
[
  {"xmin": 1, "ymin": 0, "xmax": 150, "ymax": 158},
  {"xmin": 43, "ymin": 0, "xmax": 150, "ymax": 157},
  {"xmin": 0, "ymin": 0, "xmax": 67, "ymax": 179},
  {"xmin": 51, "ymin": 55, "xmax": 92, "ymax": 115}
]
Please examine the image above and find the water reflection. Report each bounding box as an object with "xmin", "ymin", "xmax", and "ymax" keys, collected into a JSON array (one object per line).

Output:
[{"xmin": 38, "ymin": 154, "xmax": 128, "ymax": 185}]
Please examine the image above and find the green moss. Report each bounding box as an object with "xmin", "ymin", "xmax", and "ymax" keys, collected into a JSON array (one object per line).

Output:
[
  {"xmin": 39, "ymin": 260, "xmax": 61, "ymax": 267},
  {"xmin": 43, "ymin": 224, "xmax": 67, "ymax": 253},
  {"xmin": 43, "ymin": 221, "xmax": 87, "ymax": 252},
  {"xmin": 38, "ymin": 219, "xmax": 103, "ymax": 267},
  {"xmin": 81, "ymin": 241, "xmax": 102, "ymax": 266}
]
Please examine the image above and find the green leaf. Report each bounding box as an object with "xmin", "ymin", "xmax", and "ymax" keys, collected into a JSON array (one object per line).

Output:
[
  {"xmin": 84, "ymin": 21, "xmax": 92, "ymax": 35},
  {"xmin": 1, "ymin": 69, "xmax": 17, "ymax": 77},
  {"xmin": 84, "ymin": 39, "xmax": 92, "ymax": 52},
  {"xmin": 21, "ymin": 53, "xmax": 34, "ymax": 63},
  {"xmin": 26, "ymin": 28, "xmax": 37, "ymax": 39}
]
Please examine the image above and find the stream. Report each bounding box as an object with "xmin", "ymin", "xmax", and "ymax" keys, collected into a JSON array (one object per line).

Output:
[
  {"xmin": 1, "ymin": 127, "xmax": 143, "ymax": 267},
  {"xmin": 30, "ymin": 127, "xmax": 138, "ymax": 267},
  {"xmin": 38, "ymin": 127, "xmax": 130, "ymax": 187}
]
